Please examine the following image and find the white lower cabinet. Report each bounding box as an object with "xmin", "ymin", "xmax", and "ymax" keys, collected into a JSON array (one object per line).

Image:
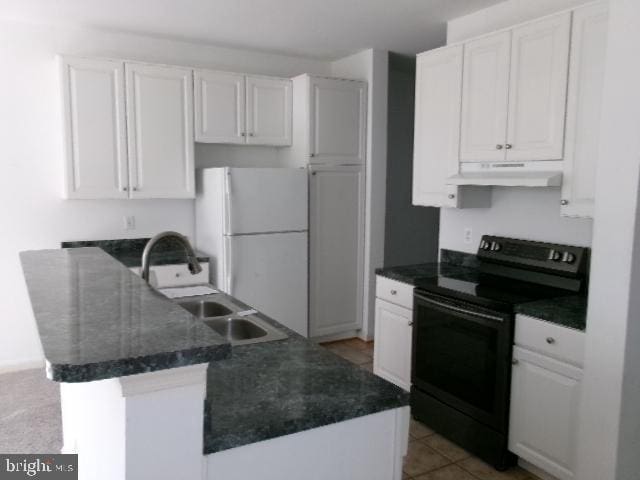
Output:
[
  {"xmin": 373, "ymin": 276, "xmax": 414, "ymax": 391},
  {"xmin": 373, "ymin": 298, "xmax": 413, "ymax": 391},
  {"xmin": 509, "ymin": 317, "xmax": 585, "ymax": 480}
]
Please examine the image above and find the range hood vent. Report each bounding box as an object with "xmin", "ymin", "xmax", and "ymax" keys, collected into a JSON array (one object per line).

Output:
[{"xmin": 447, "ymin": 161, "xmax": 563, "ymax": 187}]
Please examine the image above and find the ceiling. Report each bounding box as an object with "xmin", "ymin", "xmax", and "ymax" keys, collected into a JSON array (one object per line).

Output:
[{"xmin": 0, "ymin": 0, "xmax": 503, "ymax": 60}]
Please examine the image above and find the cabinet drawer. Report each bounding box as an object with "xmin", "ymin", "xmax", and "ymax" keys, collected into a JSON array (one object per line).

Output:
[
  {"xmin": 376, "ymin": 276, "xmax": 414, "ymax": 309},
  {"xmin": 515, "ymin": 314, "xmax": 585, "ymax": 367},
  {"xmin": 130, "ymin": 263, "xmax": 210, "ymax": 288}
]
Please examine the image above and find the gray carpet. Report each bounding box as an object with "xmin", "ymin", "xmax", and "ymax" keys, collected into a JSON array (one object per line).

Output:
[{"xmin": 0, "ymin": 368, "xmax": 62, "ymax": 453}]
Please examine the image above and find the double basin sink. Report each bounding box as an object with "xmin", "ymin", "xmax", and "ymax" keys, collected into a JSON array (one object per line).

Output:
[{"xmin": 173, "ymin": 293, "xmax": 287, "ymax": 345}]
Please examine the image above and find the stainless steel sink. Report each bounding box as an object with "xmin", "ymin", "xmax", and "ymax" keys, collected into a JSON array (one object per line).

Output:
[
  {"xmin": 173, "ymin": 292, "xmax": 288, "ymax": 345},
  {"xmin": 177, "ymin": 300, "xmax": 233, "ymax": 318},
  {"xmin": 205, "ymin": 317, "xmax": 268, "ymax": 341}
]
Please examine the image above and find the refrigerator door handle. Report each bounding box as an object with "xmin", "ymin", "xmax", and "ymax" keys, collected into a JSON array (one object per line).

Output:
[
  {"xmin": 224, "ymin": 169, "xmax": 233, "ymax": 235},
  {"xmin": 225, "ymin": 237, "xmax": 233, "ymax": 293}
]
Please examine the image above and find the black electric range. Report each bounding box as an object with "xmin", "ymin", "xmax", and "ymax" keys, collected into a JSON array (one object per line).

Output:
[{"xmin": 410, "ymin": 236, "xmax": 589, "ymax": 470}]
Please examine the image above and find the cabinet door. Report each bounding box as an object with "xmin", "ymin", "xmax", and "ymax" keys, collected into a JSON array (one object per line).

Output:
[
  {"xmin": 373, "ymin": 298, "xmax": 412, "ymax": 391},
  {"xmin": 309, "ymin": 166, "xmax": 364, "ymax": 337},
  {"xmin": 125, "ymin": 63, "xmax": 195, "ymax": 199},
  {"xmin": 561, "ymin": 2, "xmax": 609, "ymax": 218},
  {"xmin": 60, "ymin": 57, "xmax": 128, "ymax": 199},
  {"xmin": 506, "ymin": 13, "xmax": 571, "ymax": 161},
  {"xmin": 413, "ymin": 46, "xmax": 464, "ymax": 208},
  {"xmin": 509, "ymin": 346, "xmax": 582, "ymax": 480},
  {"xmin": 194, "ymin": 70, "xmax": 246, "ymax": 144},
  {"xmin": 460, "ymin": 31, "xmax": 511, "ymax": 162},
  {"xmin": 309, "ymin": 77, "xmax": 367, "ymax": 165},
  {"xmin": 246, "ymin": 76, "xmax": 292, "ymax": 146}
]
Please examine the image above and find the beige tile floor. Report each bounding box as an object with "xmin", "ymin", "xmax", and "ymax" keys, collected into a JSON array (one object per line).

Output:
[{"xmin": 321, "ymin": 339, "xmax": 541, "ymax": 480}]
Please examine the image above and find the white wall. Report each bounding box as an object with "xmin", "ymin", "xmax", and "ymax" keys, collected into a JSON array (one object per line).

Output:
[
  {"xmin": 331, "ymin": 49, "xmax": 388, "ymax": 340},
  {"xmin": 440, "ymin": 188, "xmax": 593, "ymax": 253},
  {"xmin": 576, "ymin": 0, "xmax": 640, "ymax": 478},
  {"xmin": 0, "ymin": 19, "xmax": 330, "ymax": 371},
  {"xmin": 440, "ymin": 0, "xmax": 595, "ymax": 254}
]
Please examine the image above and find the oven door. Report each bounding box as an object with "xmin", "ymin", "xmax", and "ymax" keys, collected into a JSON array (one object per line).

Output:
[{"xmin": 412, "ymin": 291, "xmax": 513, "ymax": 432}]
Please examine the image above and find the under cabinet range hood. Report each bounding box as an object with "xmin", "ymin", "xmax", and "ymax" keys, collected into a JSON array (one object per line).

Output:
[{"xmin": 446, "ymin": 161, "xmax": 563, "ymax": 187}]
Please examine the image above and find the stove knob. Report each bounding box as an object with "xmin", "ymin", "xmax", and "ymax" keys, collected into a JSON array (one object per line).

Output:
[
  {"xmin": 490, "ymin": 241, "xmax": 502, "ymax": 252},
  {"xmin": 548, "ymin": 249, "xmax": 561, "ymax": 261},
  {"xmin": 480, "ymin": 240, "xmax": 491, "ymax": 251},
  {"xmin": 562, "ymin": 251, "xmax": 576, "ymax": 264}
]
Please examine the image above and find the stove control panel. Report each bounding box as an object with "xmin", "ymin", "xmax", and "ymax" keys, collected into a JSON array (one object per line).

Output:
[{"xmin": 477, "ymin": 235, "xmax": 589, "ymax": 276}]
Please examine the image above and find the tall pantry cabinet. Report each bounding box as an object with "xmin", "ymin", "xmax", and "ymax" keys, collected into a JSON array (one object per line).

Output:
[{"xmin": 285, "ymin": 74, "xmax": 367, "ymax": 338}]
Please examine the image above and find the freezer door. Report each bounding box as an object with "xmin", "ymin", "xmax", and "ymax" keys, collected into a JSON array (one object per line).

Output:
[
  {"xmin": 224, "ymin": 232, "xmax": 308, "ymax": 337},
  {"xmin": 224, "ymin": 167, "xmax": 308, "ymax": 234}
]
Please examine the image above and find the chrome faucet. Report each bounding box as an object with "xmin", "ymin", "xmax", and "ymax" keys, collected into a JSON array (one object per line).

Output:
[{"xmin": 141, "ymin": 231, "xmax": 203, "ymax": 283}]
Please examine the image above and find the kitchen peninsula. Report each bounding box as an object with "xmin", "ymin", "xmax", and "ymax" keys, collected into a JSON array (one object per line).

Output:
[{"xmin": 19, "ymin": 247, "xmax": 409, "ymax": 480}]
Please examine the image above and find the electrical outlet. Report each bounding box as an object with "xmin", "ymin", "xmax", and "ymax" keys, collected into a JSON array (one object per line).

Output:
[
  {"xmin": 124, "ymin": 215, "xmax": 136, "ymax": 230},
  {"xmin": 464, "ymin": 227, "xmax": 473, "ymax": 244}
]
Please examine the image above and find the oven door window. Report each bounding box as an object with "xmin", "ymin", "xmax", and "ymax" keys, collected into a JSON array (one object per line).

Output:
[{"xmin": 413, "ymin": 295, "xmax": 510, "ymax": 429}]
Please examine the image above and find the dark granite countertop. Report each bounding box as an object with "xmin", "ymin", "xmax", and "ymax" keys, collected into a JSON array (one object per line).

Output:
[
  {"xmin": 375, "ymin": 262, "xmax": 479, "ymax": 285},
  {"xmin": 203, "ymin": 296, "xmax": 409, "ymax": 454},
  {"xmin": 515, "ymin": 295, "xmax": 587, "ymax": 331},
  {"xmin": 376, "ymin": 252, "xmax": 587, "ymax": 332},
  {"xmin": 20, "ymin": 248, "xmax": 230, "ymax": 382},
  {"xmin": 61, "ymin": 238, "xmax": 210, "ymax": 268},
  {"xmin": 20, "ymin": 247, "xmax": 409, "ymax": 451}
]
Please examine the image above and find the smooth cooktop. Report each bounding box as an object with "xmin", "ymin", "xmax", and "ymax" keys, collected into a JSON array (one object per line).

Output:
[{"xmin": 414, "ymin": 273, "xmax": 575, "ymax": 313}]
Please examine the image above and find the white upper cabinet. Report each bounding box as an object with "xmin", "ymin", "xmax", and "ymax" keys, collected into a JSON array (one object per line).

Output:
[
  {"xmin": 60, "ymin": 57, "xmax": 129, "ymax": 199},
  {"xmin": 460, "ymin": 32, "xmax": 511, "ymax": 162},
  {"xmin": 60, "ymin": 57, "xmax": 195, "ymax": 199},
  {"xmin": 246, "ymin": 76, "xmax": 292, "ymax": 145},
  {"xmin": 459, "ymin": 12, "xmax": 571, "ymax": 163},
  {"xmin": 194, "ymin": 71, "xmax": 245, "ymax": 144},
  {"xmin": 309, "ymin": 77, "xmax": 367, "ymax": 165},
  {"xmin": 194, "ymin": 71, "xmax": 292, "ymax": 146},
  {"xmin": 506, "ymin": 13, "xmax": 571, "ymax": 161},
  {"xmin": 125, "ymin": 63, "xmax": 195, "ymax": 199},
  {"xmin": 561, "ymin": 2, "xmax": 609, "ymax": 218},
  {"xmin": 414, "ymin": 46, "xmax": 463, "ymax": 207},
  {"xmin": 412, "ymin": 45, "xmax": 491, "ymax": 208}
]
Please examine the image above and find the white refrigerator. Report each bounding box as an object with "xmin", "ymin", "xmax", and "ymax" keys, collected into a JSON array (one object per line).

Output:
[{"xmin": 195, "ymin": 167, "xmax": 308, "ymax": 337}]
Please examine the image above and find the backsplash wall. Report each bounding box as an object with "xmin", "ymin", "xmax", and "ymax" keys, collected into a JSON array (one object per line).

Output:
[{"xmin": 439, "ymin": 187, "xmax": 593, "ymax": 254}]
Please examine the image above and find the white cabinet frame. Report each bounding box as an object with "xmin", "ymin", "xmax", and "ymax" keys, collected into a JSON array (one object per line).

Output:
[
  {"xmin": 561, "ymin": 2, "xmax": 609, "ymax": 218},
  {"xmin": 309, "ymin": 165, "xmax": 365, "ymax": 338},
  {"xmin": 509, "ymin": 346, "xmax": 583, "ymax": 480},
  {"xmin": 373, "ymin": 298, "xmax": 413, "ymax": 391},
  {"xmin": 60, "ymin": 57, "xmax": 129, "ymax": 199},
  {"xmin": 194, "ymin": 70, "xmax": 246, "ymax": 144},
  {"xmin": 125, "ymin": 62, "xmax": 195, "ymax": 199},
  {"xmin": 194, "ymin": 70, "xmax": 292, "ymax": 146}
]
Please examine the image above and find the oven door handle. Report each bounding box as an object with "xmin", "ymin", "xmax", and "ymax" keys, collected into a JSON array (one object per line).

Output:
[{"xmin": 415, "ymin": 294, "xmax": 504, "ymax": 322}]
